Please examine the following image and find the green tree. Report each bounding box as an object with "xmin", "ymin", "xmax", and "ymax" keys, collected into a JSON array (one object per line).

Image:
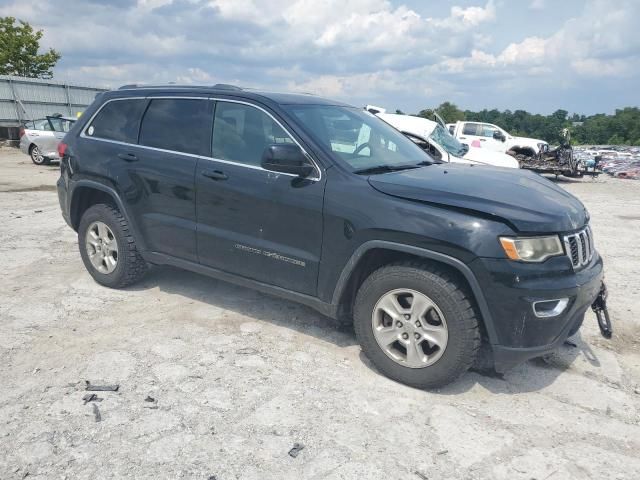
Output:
[{"xmin": 0, "ymin": 17, "xmax": 61, "ymax": 78}]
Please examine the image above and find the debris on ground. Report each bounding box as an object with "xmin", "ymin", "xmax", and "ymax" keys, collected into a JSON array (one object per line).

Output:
[
  {"xmin": 144, "ymin": 395, "xmax": 158, "ymax": 409},
  {"xmin": 92, "ymin": 404, "xmax": 101, "ymax": 423},
  {"xmin": 288, "ymin": 443, "xmax": 305, "ymax": 458},
  {"xmin": 414, "ymin": 471, "xmax": 429, "ymax": 480},
  {"xmin": 82, "ymin": 393, "xmax": 102, "ymax": 405},
  {"xmin": 235, "ymin": 347, "xmax": 259, "ymax": 355},
  {"xmin": 85, "ymin": 380, "xmax": 119, "ymax": 392}
]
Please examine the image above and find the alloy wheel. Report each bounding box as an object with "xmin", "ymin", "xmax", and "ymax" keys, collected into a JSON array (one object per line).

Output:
[
  {"xmin": 31, "ymin": 146, "xmax": 44, "ymax": 164},
  {"xmin": 371, "ymin": 288, "xmax": 448, "ymax": 368},
  {"xmin": 85, "ymin": 221, "xmax": 118, "ymax": 274}
]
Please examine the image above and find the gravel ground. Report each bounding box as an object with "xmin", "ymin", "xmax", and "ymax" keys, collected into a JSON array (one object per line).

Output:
[{"xmin": 1, "ymin": 146, "xmax": 639, "ymax": 480}]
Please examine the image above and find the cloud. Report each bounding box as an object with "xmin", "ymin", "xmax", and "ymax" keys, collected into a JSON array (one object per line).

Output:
[
  {"xmin": 0, "ymin": 0, "xmax": 637, "ymax": 114},
  {"xmin": 529, "ymin": 0, "xmax": 545, "ymax": 10}
]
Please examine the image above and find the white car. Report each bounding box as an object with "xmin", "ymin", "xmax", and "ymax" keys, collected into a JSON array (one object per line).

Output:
[
  {"xmin": 19, "ymin": 115, "xmax": 76, "ymax": 165},
  {"xmin": 446, "ymin": 121, "xmax": 548, "ymax": 155},
  {"xmin": 367, "ymin": 107, "xmax": 519, "ymax": 168}
]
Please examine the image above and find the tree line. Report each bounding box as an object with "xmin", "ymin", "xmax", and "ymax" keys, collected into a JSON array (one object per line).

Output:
[{"xmin": 413, "ymin": 102, "xmax": 640, "ymax": 146}]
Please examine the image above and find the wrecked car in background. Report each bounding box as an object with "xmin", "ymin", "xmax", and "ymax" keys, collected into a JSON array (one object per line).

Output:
[
  {"xmin": 578, "ymin": 146, "xmax": 640, "ymax": 180},
  {"xmin": 367, "ymin": 106, "xmax": 519, "ymax": 168},
  {"xmin": 510, "ymin": 130, "xmax": 603, "ymax": 179},
  {"xmin": 447, "ymin": 120, "xmax": 548, "ymax": 156},
  {"xmin": 19, "ymin": 114, "xmax": 77, "ymax": 165}
]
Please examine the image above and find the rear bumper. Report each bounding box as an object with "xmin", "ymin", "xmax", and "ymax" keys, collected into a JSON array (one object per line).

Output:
[
  {"xmin": 469, "ymin": 253, "xmax": 604, "ymax": 371},
  {"xmin": 57, "ymin": 175, "xmax": 72, "ymax": 228}
]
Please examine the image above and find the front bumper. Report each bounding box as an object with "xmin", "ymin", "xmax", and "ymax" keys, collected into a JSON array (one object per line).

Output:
[{"xmin": 469, "ymin": 253, "xmax": 605, "ymax": 372}]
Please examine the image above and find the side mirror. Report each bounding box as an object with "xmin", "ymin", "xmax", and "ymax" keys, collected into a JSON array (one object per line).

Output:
[
  {"xmin": 261, "ymin": 144, "xmax": 314, "ymax": 177},
  {"xmin": 493, "ymin": 131, "xmax": 506, "ymax": 142}
]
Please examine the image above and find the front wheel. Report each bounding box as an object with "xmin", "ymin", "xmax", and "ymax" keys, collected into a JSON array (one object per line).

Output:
[{"xmin": 353, "ymin": 263, "xmax": 480, "ymax": 389}]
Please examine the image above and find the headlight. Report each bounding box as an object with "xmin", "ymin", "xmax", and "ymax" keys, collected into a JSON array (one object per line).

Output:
[{"xmin": 499, "ymin": 236, "xmax": 563, "ymax": 262}]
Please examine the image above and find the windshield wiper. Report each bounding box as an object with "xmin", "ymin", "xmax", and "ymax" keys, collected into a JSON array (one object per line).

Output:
[{"xmin": 353, "ymin": 164, "xmax": 421, "ymax": 175}]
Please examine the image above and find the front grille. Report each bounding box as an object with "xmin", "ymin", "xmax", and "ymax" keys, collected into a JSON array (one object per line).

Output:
[{"xmin": 564, "ymin": 226, "xmax": 594, "ymax": 269}]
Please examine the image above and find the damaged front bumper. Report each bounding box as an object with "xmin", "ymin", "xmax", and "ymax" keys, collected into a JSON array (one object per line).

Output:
[{"xmin": 469, "ymin": 252, "xmax": 610, "ymax": 372}]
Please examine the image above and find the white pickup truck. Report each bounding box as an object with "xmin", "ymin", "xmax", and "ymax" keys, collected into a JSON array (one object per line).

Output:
[
  {"xmin": 446, "ymin": 121, "xmax": 548, "ymax": 156},
  {"xmin": 367, "ymin": 107, "xmax": 519, "ymax": 168}
]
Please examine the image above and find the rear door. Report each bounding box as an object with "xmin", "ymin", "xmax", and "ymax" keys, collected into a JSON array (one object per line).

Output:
[
  {"xmin": 31, "ymin": 118, "xmax": 58, "ymax": 156},
  {"xmin": 81, "ymin": 96, "xmax": 212, "ymax": 262},
  {"xmin": 457, "ymin": 122, "xmax": 483, "ymax": 147},
  {"xmin": 195, "ymin": 100, "xmax": 325, "ymax": 295}
]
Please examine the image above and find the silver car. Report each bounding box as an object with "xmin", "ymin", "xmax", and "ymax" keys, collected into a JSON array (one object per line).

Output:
[{"xmin": 19, "ymin": 115, "xmax": 76, "ymax": 165}]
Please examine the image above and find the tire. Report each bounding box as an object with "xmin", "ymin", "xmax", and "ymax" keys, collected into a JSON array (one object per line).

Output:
[
  {"xmin": 353, "ymin": 262, "xmax": 480, "ymax": 389},
  {"xmin": 30, "ymin": 144, "xmax": 49, "ymax": 165},
  {"xmin": 78, "ymin": 203, "xmax": 147, "ymax": 288},
  {"xmin": 568, "ymin": 313, "xmax": 585, "ymax": 337}
]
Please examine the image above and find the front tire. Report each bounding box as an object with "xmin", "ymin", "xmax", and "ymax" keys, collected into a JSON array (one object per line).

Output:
[
  {"xmin": 354, "ymin": 262, "xmax": 480, "ymax": 389},
  {"xmin": 78, "ymin": 204, "xmax": 147, "ymax": 288}
]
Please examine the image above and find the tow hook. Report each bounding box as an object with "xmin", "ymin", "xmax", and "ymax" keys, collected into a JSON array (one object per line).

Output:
[{"xmin": 591, "ymin": 283, "xmax": 612, "ymax": 339}]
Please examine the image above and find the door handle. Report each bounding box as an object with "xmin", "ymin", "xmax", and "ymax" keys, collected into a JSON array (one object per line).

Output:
[
  {"xmin": 202, "ymin": 170, "xmax": 228, "ymax": 181},
  {"xmin": 117, "ymin": 152, "xmax": 138, "ymax": 162},
  {"xmin": 459, "ymin": 136, "xmax": 466, "ymax": 139},
  {"xmin": 479, "ymin": 138, "xmax": 486, "ymax": 141}
]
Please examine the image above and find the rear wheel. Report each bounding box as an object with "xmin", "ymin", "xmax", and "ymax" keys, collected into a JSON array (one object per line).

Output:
[
  {"xmin": 354, "ymin": 262, "xmax": 480, "ymax": 389},
  {"xmin": 78, "ymin": 203, "xmax": 147, "ymax": 288},
  {"xmin": 29, "ymin": 145, "xmax": 49, "ymax": 165}
]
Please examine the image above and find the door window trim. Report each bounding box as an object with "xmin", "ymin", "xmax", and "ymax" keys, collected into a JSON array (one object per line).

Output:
[
  {"xmin": 210, "ymin": 97, "xmax": 321, "ymax": 181},
  {"xmin": 79, "ymin": 96, "xmax": 322, "ymax": 181}
]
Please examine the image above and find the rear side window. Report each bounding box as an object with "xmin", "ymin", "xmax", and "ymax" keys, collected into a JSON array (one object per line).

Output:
[
  {"xmin": 462, "ymin": 123, "xmax": 479, "ymax": 135},
  {"xmin": 139, "ymin": 98, "xmax": 213, "ymax": 156},
  {"xmin": 86, "ymin": 99, "xmax": 146, "ymax": 143}
]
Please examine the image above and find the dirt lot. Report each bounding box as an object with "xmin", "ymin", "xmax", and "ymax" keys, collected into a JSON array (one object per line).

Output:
[{"xmin": 1, "ymin": 146, "xmax": 639, "ymax": 480}]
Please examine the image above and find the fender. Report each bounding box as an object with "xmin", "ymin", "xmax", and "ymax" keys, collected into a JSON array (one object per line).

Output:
[
  {"xmin": 330, "ymin": 240, "xmax": 499, "ymax": 344},
  {"xmin": 69, "ymin": 179, "xmax": 148, "ymax": 252}
]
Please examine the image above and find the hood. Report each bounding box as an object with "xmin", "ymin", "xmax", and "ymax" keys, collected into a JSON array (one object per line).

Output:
[
  {"xmin": 460, "ymin": 146, "xmax": 519, "ymax": 168},
  {"xmin": 367, "ymin": 163, "xmax": 587, "ymax": 233}
]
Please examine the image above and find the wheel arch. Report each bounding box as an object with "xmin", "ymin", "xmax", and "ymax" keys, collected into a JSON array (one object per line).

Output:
[
  {"xmin": 69, "ymin": 181, "xmax": 147, "ymax": 251},
  {"xmin": 332, "ymin": 241, "xmax": 498, "ymax": 344}
]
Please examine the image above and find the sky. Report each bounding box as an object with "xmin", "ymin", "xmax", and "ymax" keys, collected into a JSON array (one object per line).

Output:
[{"xmin": 1, "ymin": 0, "xmax": 638, "ymax": 115}]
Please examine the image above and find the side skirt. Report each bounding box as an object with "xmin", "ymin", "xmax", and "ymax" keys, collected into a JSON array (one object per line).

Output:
[{"xmin": 143, "ymin": 252, "xmax": 338, "ymax": 319}]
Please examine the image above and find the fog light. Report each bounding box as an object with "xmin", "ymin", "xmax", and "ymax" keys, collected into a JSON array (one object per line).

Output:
[{"xmin": 532, "ymin": 298, "xmax": 569, "ymax": 318}]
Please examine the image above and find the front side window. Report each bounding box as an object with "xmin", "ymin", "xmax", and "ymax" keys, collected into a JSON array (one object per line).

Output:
[
  {"xmin": 139, "ymin": 98, "xmax": 213, "ymax": 156},
  {"xmin": 287, "ymin": 105, "xmax": 430, "ymax": 172},
  {"xmin": 86, "ymin": 99, "xmax": 146, "ymax": 143},
  {"xmin": 212, "ymin": 102, "xmax": 294, "ymax": 166},
  {"xmin": 480, "ymin": 124, "xmax": 498, "ymax": 138}
]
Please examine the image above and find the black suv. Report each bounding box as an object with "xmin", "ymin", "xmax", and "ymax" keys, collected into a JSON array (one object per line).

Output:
[{"xmin": 57, "ymin": 84, "xmax": 610, "ymax": 388}]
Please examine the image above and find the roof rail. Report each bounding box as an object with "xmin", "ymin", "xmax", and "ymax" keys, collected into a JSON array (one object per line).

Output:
[
  {"xmin": 212, "ymin": 83, "xmax": 243, "ymax": 91},
  {"xmin": 118, "ymin": 83, "xmax": 244, "ymax": 91}
]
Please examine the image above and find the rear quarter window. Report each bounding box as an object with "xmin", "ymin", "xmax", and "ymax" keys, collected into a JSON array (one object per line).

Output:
[
  {"xmin": 462, "ymin": 123, "xmax": 480, "ymax": 135},
  {"xmin": 86, "ymin": 99, "xmax": 146, "ymax": 143}
]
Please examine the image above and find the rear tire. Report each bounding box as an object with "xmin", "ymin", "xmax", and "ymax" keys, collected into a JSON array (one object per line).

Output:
[
  {"xmin": 353, "ymin": 262, "xmax": 480, "ymax": 389},
  {"xmin": 29, "ymin": 144, "xmax": 49, "ymax": 165},
  {"xmin": 78, "ymin": 203, "xmax": 147, "ymax": 288}
]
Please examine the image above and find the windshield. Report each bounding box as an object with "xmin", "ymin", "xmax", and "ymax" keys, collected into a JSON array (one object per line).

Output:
[
  {"xmin": 286, "ymin": 105, "xmax": 432, "ymax": 172},
  {"xmin": 429, "ymin": 124, "xmax": 467, "ymax": 157}
]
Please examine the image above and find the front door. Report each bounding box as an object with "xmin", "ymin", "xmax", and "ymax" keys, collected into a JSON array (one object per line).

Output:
[{"xmin": 196, "ymin": 100, "xmax": 324, "ymax": 296}]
